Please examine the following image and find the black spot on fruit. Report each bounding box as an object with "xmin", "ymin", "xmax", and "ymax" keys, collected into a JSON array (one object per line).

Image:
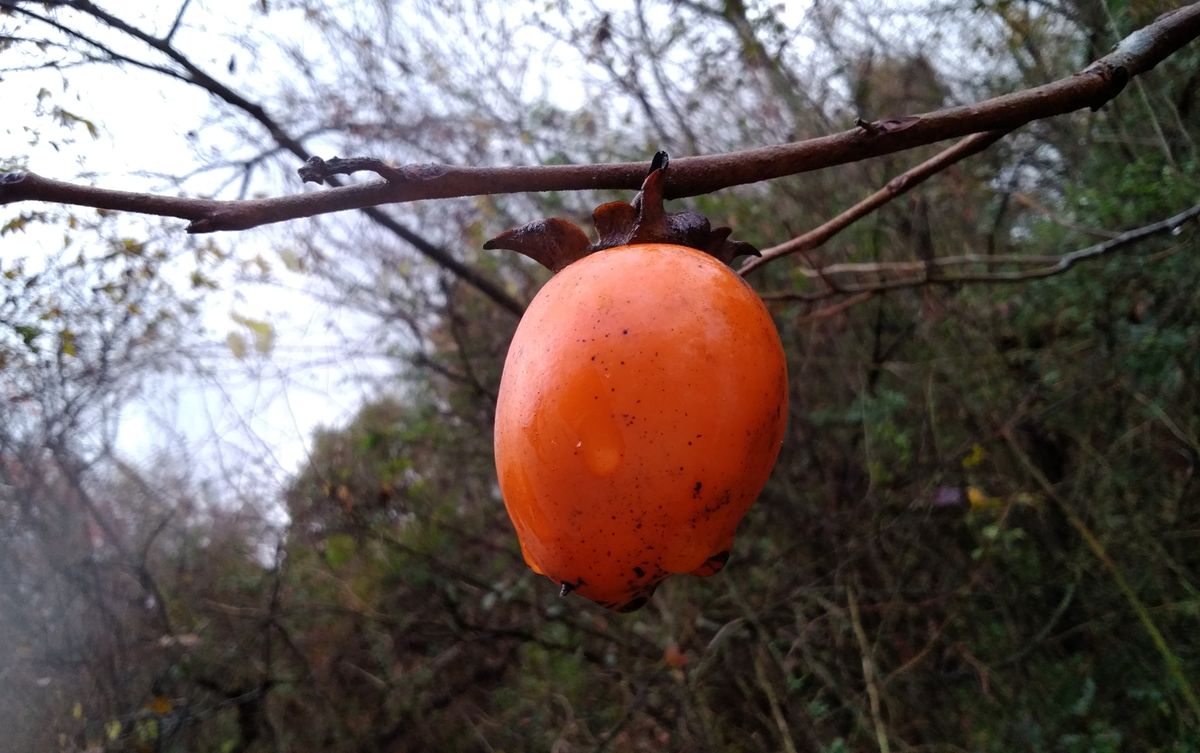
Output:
[
  {"xmin": 618, "ymin": 595, "xmax": 650, "ymax": 612},
  {"xmin": 705, "ymin": 550, "xmax": 730, "ymax": 569},
  {"xmin": 690, "ymin": 550, "xmax": 731, "ymax": 577}
]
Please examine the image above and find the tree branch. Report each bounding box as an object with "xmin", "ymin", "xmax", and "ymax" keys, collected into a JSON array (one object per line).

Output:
[
  {"xmin": 740, "ymin": 129, "xmax": 1011, "ymax": 275},
  {"xmin": 164, "ymin": 0, "xmax": 193, "ymax": 44},
  {"xmin": 1, "ymin": 4, "xmax": 1197, "ymax": 244},
  {"xmin": 4, "ymin": 4, "xmax": 192, "ymax": 84},
  {"xmin": 8, "ymin": 0, "xmax": 527, "ymax": 316},
  {"xmin": 762, "ymin": 202, "xmax": 1200, "ymax": 304}
]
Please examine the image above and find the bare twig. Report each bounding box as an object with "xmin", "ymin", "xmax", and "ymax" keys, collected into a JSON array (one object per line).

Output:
[
  {"xmin": 847, "ymin": 585, "xmax": 891, "ymax": 753},
  {"xmin": 7, "ymin": 0, "xmax": 526, "ymax": 316},
  {"xmin": 2, "ymin": 4, "xmax": 1197, "ymax": 236},
  {"xmin": 4, "ymin": 4, "xmax": 191, "ymax": 83},
  {"xmin": 752, "ymin": 648, "xmax": 800, "ymax": 753},
  {"xmin": 297, "ymin": 156, "xmax": 414, "ymax": 185},
  {"xmin": 762, "ymin": 202, "xmax": 1200, "ymax": 303},
  {"xmin": 1012, "ymin": 192, "xmax": 1122, "ymax": 240},
  {"xmin": 164, "ymin": 0, "xmax": 193, "ymax": 43},
  {"xmin": 740, "ymin": 129, "xmax": 1010, "ymax": 275},
  {"xmin": 791, "ymin": 290, "xmax": 876, "ymax": 322}
]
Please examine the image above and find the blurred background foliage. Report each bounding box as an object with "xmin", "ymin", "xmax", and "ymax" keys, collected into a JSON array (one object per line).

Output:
[{"xmin": 1, "ymin": 0, "xmax": 1199, "ymax": 751}]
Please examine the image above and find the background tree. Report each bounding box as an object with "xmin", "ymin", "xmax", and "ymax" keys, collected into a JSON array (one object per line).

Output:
[{"xmin": 2, "ymin": 1, "xmax": 1199, "ymax": 751}]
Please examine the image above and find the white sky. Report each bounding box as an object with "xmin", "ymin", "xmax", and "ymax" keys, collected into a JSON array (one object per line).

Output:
[
  {"xmin": 1, "ymin": 2, "xmax": 386, "ymax": 492},
  {"xmin": 2, "ymin": 0, "xmax": 829, "ymax": 494}
]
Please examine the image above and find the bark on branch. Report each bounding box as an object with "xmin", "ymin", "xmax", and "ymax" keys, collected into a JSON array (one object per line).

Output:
[{"xmin": 1, "ymin": 4, "xmax": 1198, "ymax": 237}]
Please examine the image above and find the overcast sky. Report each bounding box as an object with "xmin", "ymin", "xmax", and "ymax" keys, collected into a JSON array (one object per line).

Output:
[
  {"xmin": 0, "ymin": 0, "xmax": 838, "ymax": 494},
  {"xmin": 1, "ymin": 2, "xmax": 391, "ymax": 495}
]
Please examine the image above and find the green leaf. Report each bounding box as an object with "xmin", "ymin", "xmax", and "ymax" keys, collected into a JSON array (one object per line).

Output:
[
  {"xmin": 2, "ymin": 214, "xmax": 35, "ymax": 235},
  {"xmin": 53, "ymin": 107, "xmax": 100, "ymax": 139},
  {"xmin": 324, "ymin": 533, "xmax": 357, "ymax": 568},
  {"xmin": 14, "ymin": 324, "xmax": 41, "ymax": 351},
  {"xmin": 189, "ymin": 270, "xmax": 218, "ymax": 289},
  {"xmin": 135, "ymin": 718, "xmax": 158, "ymax": 743},
  {"xmin": 1070, "ymin": 676, "xmax": 1097, "ymax": 716}
]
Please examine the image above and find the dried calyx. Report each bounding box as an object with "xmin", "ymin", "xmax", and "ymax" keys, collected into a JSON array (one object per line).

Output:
[{"xmin": 483, "ymin": 152, "xmax": 757, "ymax": 272}]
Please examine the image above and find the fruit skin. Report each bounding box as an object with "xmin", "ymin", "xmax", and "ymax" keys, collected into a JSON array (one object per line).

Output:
[{"xmin": 494, "ymin": 243, "xmax": 788, "ymax": 611}]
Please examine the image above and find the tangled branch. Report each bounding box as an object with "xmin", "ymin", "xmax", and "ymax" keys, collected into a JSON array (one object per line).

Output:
[
  {"xmin": 763, "ymin": 203, "xmax": 1200, "ymax": 306},
  {"xmin": 2, "ymin": 0, "xmax": 528, "ymax": 316},
  {"xmin": 2, "ymin": 4, "xmax": 1198, "ymax": 236}
]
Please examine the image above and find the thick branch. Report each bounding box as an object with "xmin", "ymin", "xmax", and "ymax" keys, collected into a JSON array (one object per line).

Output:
[
  {"xmin": 1, "ymin": 4, "xmax": 1197, "ymax": 237},
  {"xmin": 0, "ymin": 170, "xmax": 219, "ymax": 221}
]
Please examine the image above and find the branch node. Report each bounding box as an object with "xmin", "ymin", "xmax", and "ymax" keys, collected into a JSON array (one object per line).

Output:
[
  {"xmin": 855, "ymin": 118, "xmax": 882, "ymax": 136},
  {"xmin": 856, "ymin": 116, "xmax": 922, "ymax": 136},
  {"xmin": 298, "ymin": 155, "xmax": 428, "ymax": 185}
]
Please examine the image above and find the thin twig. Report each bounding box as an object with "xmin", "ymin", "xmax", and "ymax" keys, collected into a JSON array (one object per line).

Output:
[
  {"xmin": 753, "ymin": 648, "xmax": 800, "ymax": 753},
  {"xmin": 741, "ymin": 129, "xmax": 1010, "ymax": 274},
  {"xmin": 847, "ymin": 585, "xmax": 891, "ymax": 753},
  {"xmin": 791, "ymin": 291, "xmax": 876, "ymax": 322},
  {"xmin": 8, "ymin": 0, "xmax": 526, "ymax": 317},
  {"xmin": 763, "ymin": 203, "xmax": 1200, "ymax": 302},
  {"xmin": 4, "ymin": 4, "xmax": 191, "ymax": 84},
  {"xmin": 1012, "ymin": 192, "xmax": 1121, "ymax": 239},
  {"xmin": 164, "ymin": 0, "xmax": 193, "ymax": 43}
]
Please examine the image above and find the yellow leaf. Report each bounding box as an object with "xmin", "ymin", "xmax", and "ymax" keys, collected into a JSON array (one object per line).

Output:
[
  {"xmin": 226, "ymin": 332, "xmax": 248, "ymax": 360},
  {"xmin": 1012, "ymin": 492, "xmax": 1041, "ymax": 507},
  {"xmin": 962, "ymin": 443, "xmax": 986, "ymax": 469},
  {"xmin": 106, "ymin": 720, "xmax": 122, "ymax": 740},
  {"xmin": 147, "ymin": 695, "xmax": 172, "ymax": 715},
  {"xmin": 230, "ymin": 312, "xmax": 275, "ymax": 355},
  {"xmin": 967, "ymin": 486, "xmax": 1001, "ymax": 510},
  {"xmin": 72, "ymin": 702, "xmax": 83, "ymax": 719},
  {"xmin": 60, "ymin": 330, "xmax": 77, "ymax": 357}
]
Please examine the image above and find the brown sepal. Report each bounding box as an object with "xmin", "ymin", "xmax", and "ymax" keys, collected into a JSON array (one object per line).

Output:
[
  {"xmin": 482, "ymin": 217, "xmax": 591, "ymax": 273},
  {"xmin": 484, "ymin": 152, "xmax": 757, "ymax": 272}
]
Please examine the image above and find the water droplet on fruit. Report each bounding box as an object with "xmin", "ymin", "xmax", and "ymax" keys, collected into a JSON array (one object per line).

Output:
[{"xmin": 583, "ymin": 436, "xmax": 622, "ymax": 476}]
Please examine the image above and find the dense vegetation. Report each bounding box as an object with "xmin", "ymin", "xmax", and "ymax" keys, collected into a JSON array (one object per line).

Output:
[{"xmin": 2, "ymin": 1, "xmax": 1198, "ymax": 751}]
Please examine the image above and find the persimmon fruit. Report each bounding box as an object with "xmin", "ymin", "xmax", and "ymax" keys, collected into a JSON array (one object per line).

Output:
[{"xmin": 487, "ymin": 153, "xmax": 787, "ymax": 611}]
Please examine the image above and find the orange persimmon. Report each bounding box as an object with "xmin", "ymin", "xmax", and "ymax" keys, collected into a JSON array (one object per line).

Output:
[{"xmin": 493, "ymin": 242, "xmax": 788, "ymax": 611}]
